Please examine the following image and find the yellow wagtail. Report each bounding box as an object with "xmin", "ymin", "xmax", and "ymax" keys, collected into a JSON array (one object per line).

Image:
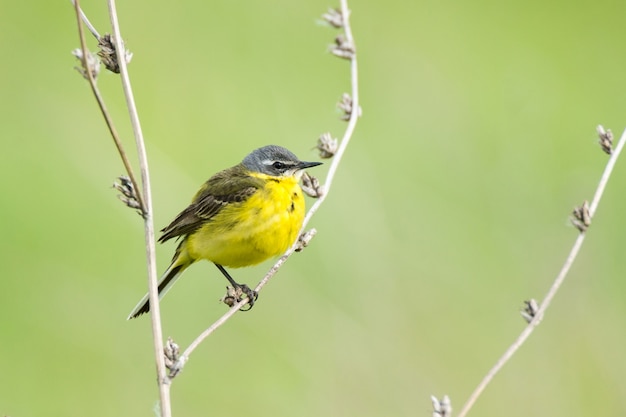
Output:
[{"xmin": 128, "ymin": 145, "xmax": 322, "ymax": 319}]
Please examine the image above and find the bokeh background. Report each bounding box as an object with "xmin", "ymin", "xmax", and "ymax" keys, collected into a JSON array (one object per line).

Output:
[{"xmin": 2, "ymin": 0, "xmax": 626, "ymax": 416}]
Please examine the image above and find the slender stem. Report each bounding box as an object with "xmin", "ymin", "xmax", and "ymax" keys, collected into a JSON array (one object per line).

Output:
[
  {"xmin": 72, "ymin": 0, "xmax": 145, "ymax": 214},
  {"xmin": 178, "ymin": 249, "xmax": 294, "ymax": 366},
  {"xmin": 176, "ymin": 0, "xmax": 359, "ymax": 367},
  {"xmin": 301, "ymin": 0, "xmax": 357, "ymax": 230},
  {"xmin": 588, "ymin": 132, "xmax": 625, "ymax": 216},
  {"xmin": 70, "ymin": 0, "xmax": 101, "ymax": 39},
  {"xmin": 456, "ymin": 129, "xmax": 626, "ymax": 417},
  {"xmin": 178, "ymin": 301, "xmax": 246, "ymax": 369},
  {"xmin": 105, "ymin": 0, "xmax": 171, "ymax": 415}
]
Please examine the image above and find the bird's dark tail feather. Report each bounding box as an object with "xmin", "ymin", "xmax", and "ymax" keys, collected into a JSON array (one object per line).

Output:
[{"xmin": 127, "ymin": 262, "xmax": 188, "ymax": 320}]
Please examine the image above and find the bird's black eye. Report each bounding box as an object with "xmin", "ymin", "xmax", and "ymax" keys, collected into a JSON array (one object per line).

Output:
[{"xmin": 272, "ymin": 161, "xmax": 286, "ymax": 169}]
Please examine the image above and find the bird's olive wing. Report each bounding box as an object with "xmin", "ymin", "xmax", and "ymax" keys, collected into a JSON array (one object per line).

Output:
[{"xmin": 158, "ymin": 166, "xmax": 263, "ymax": 243}]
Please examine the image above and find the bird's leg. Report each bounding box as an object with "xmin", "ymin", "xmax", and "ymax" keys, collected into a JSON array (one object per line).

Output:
[{"xmin": 214, "ymin": 264, "xmax": 258, "ymax": 311}]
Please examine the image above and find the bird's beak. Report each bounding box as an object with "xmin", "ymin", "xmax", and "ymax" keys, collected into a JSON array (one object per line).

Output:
[{"xmin": 297, "ymin": 161, "xmax": 323, "ymax": 170}]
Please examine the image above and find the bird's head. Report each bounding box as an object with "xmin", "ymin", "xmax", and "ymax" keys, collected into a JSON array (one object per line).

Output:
[{"xmin": 242, "ymin": 145, "xmax": 322, "ymax": 179}]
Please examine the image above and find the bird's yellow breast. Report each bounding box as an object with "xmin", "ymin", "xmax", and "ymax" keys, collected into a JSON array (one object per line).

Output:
[{"xmin": 185, "ymin": 173, "xmax": 305, "ymax": 268}]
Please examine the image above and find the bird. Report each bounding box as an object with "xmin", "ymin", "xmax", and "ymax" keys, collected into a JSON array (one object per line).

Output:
[{"xmin": 127, "ymin": 145, "xmax": 322, "ymax": 319}]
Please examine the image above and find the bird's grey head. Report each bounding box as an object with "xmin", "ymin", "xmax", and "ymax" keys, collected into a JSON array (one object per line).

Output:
[{"xmin": 242, "ymin": 145, "xmax": 322, "ymax": 177}]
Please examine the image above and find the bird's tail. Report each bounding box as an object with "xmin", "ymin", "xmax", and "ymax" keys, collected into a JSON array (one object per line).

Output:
[{"xmin": 127, "ymin": 252, "xmax": 193, "ymax": 320}]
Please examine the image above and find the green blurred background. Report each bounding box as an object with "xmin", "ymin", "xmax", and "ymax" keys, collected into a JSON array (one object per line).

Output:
[{"xmin": 2, "ymin": 0, "xmax": 626, "ymax": 416}]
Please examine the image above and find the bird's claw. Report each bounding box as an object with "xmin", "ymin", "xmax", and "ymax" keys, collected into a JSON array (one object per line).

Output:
[{"xmin": 222, "ymin": 284, "xmax": 258, "ymax": 311}]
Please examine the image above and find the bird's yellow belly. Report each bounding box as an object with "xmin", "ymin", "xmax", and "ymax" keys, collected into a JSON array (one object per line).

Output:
[{"xmin": 186, "ymin": 178, "xmax": 305, "ymax": 268}]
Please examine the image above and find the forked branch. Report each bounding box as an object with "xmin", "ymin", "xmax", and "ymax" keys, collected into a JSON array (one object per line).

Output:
[{"xmin": 72, "ymin": 1, "xmax": 170, "ymax": 415}]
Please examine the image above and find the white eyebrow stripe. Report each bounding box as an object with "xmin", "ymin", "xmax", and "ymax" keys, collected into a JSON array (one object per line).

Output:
[{"xmin": 262, "ymin": 159, "xmax": 297, "ymax": 166}]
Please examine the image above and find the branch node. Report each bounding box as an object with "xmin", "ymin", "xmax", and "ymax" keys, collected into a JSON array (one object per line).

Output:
[
  {"xmin": 220, "ymin": 286, "xmax": 256, "ymax": 310},
  {"xmin": 98, "ymin": 33, "xmax": 133, "ymax": 74},
  {"xmin": 164, "ymin": 337, "xmax": 181, "ymax": 379},
  {"xmin": 72, "ymin": 48, "xmax": 101, "ymax": 80},
  {"xmin": 331, "ymin": 34, "xmax": 356, "ymax": 60},
  {"xmin": 570, "ymin": 200, "xmax": 591, "ymax": 232},
  {"xmin": 316, "ymin": 132, "xmax": 339, "ymax": 159},
  {"xmin": 301, "ymin": 172, "xmax": 324, "ymax": 198},
  {"xmin": 520, "ymin": 299, "xmax": 542, "ymax": 324},
  {"xmin": 337, "ymin": 93, "xmax": 361, "ymax": 121},
  {"xmin": 431, "ymin": 395, "xmax": 452, "ymax": 417},
  {"xmin": 321, "ymin": 7, "xmax": 344, "ymax": 28},
  {"xmin": 295, "ymin": 229, "xmax": 317, "ymax": 252},
  {"xmin": 113, "ymin": 175, "xmax": 145, "ymax": 217},
  {"xmin": 597, "ymin": 124, "xmax": 613, "ymax": 155},
  {"xmin": 221, "ymin": 286, "xmax": 242, "ymax": 308}
]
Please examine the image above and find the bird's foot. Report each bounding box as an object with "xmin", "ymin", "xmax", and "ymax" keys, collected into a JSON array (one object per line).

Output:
[{"xmin": 222, "ymin": 284, "xmax": 258, "ymax": 311}]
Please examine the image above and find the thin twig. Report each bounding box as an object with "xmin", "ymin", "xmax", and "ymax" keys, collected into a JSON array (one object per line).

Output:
[
  {"xmin": 302, "ymin": 0, "xmax": 358, "ymax": 229},
  {"xmin": 176, "ymin": 248, "xmax": 295, "ymax": 370},
  {"xmin": 70, "ymin": 0, "xmax": 101, "ymax": 39},
  {"xmin": 72, "ymin": 0, "xmax": 145, "ymax": 214},
  {"xmin": 104, "ymin": 0, "xmax": 171, "ymax": 415},
  {"xmin": 456, "ymin": 128, "xmax": 626, "ymax": 417},
  {"xmin": 175, "ymin": 0, "xmax": 359, "ymax": 369}
]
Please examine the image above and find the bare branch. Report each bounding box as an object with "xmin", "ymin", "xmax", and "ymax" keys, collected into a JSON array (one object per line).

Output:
[
  {"xmin": 72, "ymin": 0, "xmax": 146, "ymax": 216},
  {"xmin": 300, "ymin": 0, "xmax": 360, "ymax": 229},
  {"xmin": 103, "ymin": 2, "xmax": 171, "ymax": 415},
  {"xmin": 72, "ymin": 0, "xmax": 171, "ymax": 413},
  {"xmin": 70, "ymin": 0, "xmax": 101, "ymax": 39},
  {"xmin": 456, "ymin": 126, "xmax": 626, "ymax": 417}
]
